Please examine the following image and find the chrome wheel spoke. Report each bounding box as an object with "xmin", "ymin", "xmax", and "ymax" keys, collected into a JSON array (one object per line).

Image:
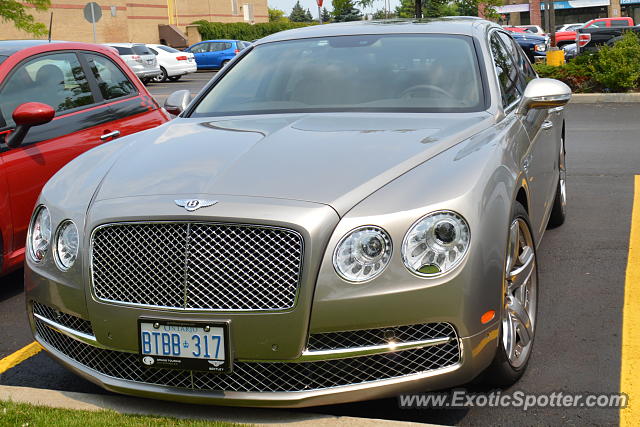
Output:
[
  {"xmin": 503, "ymin": 314, "xmax": 516, "ymax": 361},
  {"xmin": 508, "ymin": 246, "xmax": 534, "ymax": 293},
  {"xmin": 507, "ymin": 221, "xmax": 520, "ymax": 273},
  {"xmin": 508, "ymin": 296, "xmax": 533, "ymax": 346}
]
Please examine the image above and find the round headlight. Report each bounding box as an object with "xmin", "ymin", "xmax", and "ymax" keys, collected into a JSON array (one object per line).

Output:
[
  {"xmin": 402, "ymin": 211, "xmax": 470, "ymax": 277},
  {"xmin": 55, "ymin": 220, "xmax": 79, "ymax": 270},
  {"xmin": 29, "ymin": 206, "xmax": 51, "ymax": 262},
  {"xmin": 333, "ymin": 226, "xmax": 392, "ymax": 282}
]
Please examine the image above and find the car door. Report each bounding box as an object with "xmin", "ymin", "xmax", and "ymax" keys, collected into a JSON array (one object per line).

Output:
[
  {"xmin": 189, "ymin": 42, "xmax": 211, "ymax": 68},
  {"xmin": 0, "ymin": 51, "xmax": 115, "ymax": 255},
  {"xmin": 82, "ymin": 52, "xmax": 168, "ymax": 141},
  {"xmin": 209, "ymin": 42, "xmax": 224, "ymax": 68},
  {"xmin": 495, "ymin": 32, "xmax": 559, "ymax": 237}
]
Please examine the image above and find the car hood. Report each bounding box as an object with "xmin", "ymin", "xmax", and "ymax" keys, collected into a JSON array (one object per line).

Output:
[{"xmin": 95, "ymin": 112, "xmax": 493, "ymax": 215}]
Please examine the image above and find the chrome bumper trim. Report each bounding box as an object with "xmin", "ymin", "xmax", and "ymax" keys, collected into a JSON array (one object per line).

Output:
[
  {"xmin": 33, "ymin": 312, "xmax": 114, "ymax": 350},
  {"xmin": 291, "ymin": 337, "xmax": 452, "ymax": 362}
]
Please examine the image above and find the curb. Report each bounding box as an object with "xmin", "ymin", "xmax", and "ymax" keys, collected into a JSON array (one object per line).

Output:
[
  {"xmin": 570, "ymin": 93, "xmax": 640, "ymax": 103},
  {"xmin": 0, "ymin": 385, "xmax": 444, "ymax": 426}
]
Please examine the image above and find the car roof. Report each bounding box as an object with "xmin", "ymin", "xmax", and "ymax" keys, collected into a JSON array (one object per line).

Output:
[
  {"xmin": 256, "ymin": 18, "xmax": 496, "ymax": 45},
  {"xmin": 0, "ymin": 40, "xmax": 70, "ymax": 56},
  {"xmin": 106, "ymin": 42, "xmax": 145, "ymax": 47}
]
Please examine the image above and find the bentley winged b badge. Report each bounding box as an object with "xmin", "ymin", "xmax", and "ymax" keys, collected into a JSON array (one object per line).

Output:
[{"xmin": 175, "ymin": 199, "xmax": 218, "ymax": 212}]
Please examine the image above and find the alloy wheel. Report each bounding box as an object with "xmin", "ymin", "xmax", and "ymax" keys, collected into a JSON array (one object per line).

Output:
[{"xmin": 502, "ymin": 217, "xmax": 537, "ymax": 369}]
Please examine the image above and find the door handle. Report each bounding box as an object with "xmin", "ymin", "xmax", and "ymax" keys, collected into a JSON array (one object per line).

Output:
[
  {"xmin": 100, "ymin": 130, "xmax": 121, "ymax": 141},
  {"xmin": 541, "ymin": 120, "xmax": 554, "ymax": 131}
]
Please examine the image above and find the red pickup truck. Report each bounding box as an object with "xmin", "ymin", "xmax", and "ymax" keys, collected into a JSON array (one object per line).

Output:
[{"xmin": 555, "ymin": 17, "xmax": 634, "ymax": 47}]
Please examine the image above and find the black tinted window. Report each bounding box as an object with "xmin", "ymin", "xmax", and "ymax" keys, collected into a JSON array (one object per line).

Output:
[
  {"xmin": 490, "ymin": 33, "xmax": 520, "ymax": 107},
  {"xmin": 0, "ymin": 52, "xmax": 95, "ymax": 127},
  {"xmin": 611, "ymin": 20, "xmax": 630, "ymax": 27},
  {"xmin": 193, "ymin": 35, "xmax": 485, "ymax": 116},
  {"xmin": 132, "ymin": 45, "xmax": 152, "ymax": 55},
  {"xmin": 148, "ymin": 47, "xmax": 159, "ymax": 55},
  {"xmin": 113, "ymin": 46, "xmax": 133, "ymax": 55},
  {"xmin": 158, "ymin": 45, "xmax": 180, "ymax": 53},
  {"xmin": 86, "ymin": 54, "xmax": 137, "ymax": 100},
  {"xmin": 498, "ymin": 32, "xmax": 532, "ymax": 89}
]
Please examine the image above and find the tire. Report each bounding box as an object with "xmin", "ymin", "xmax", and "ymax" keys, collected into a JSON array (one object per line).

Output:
[
  {"xmin": 153, "ymin": 67, "xmax": 167, "ymax": 83},
  {"xmin": 548, "ymin": 135, "xmax": 567, "ymax": 228},
  {"xmin": 482, "ymin": 202, "xmax": 538, "ymax": 387},
  {"xmin": 168, "ymin": 75, "xmax": 181, "ymax": 82},
  {"xmin": 141, "ymin": 78, "xmax": 150, "ymax": 85},
  {"xmin": 220, "ymin": 60, "xmax": 229, "ymax": 69}
]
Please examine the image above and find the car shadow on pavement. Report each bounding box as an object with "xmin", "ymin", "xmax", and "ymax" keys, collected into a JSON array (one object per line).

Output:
[{"xmin": 0, "ymin": 269, "xmax": 24, "ymax": 303}]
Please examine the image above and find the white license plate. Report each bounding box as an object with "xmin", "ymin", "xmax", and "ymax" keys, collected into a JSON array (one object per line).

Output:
[{"xmin": 138, "ymin": 320, "xmax": 230, "ymax": 372}]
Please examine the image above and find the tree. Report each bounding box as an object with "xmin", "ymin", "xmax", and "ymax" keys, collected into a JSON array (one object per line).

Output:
[
  {"xmin": 321, "ymin": 7, "xmax": 332, "ymax": 22},
  {"xmin": 372, "ymin": 9, "xmax": 396, "ymax": 19},
  {"xmin": 268, "ymin": 7, "xmax": 286, "ymax": 22},
  {"xmin": 1, "ymin": 0, "xmax": 50, "ymax": 36},
  {"xmin": 457, "ymin": 0, "xmax": 503, "ymax": 20},
  {"xmin": 305, "ymin": 8, "xmax": 314, "ymax": 22},
  {"xmin": 332, "ymin": 0, "xmax": 363, "ymax": 22},
  {"xmin": 289, "ymin": 1, "xmax": 308, "ymax": 22}
]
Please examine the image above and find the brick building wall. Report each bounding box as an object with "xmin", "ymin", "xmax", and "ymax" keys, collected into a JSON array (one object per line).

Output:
[{"xmin": 0, "ymin": 0, "xmax": 268, "ymax": 44}]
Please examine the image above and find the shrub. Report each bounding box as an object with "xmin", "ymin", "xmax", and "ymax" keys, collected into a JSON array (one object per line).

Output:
[
  {"xmin": 534, "ymin": 54, "xmax": 598, "ymax": 93},
  {"xmin": 592, "ymin": 31, "xmax": 640, "ymax": 92},
  {"xmin": 195, "ymin": 20, "xmax": 316, "ymax": 42}
]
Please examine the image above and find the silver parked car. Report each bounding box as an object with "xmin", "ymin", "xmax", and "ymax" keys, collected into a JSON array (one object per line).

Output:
[
  {"xmin": 105, "ymin": 43, "xmax": 161, "ymax": 84},
  {"xmin": 26, "ymin": 18, "xmax": 570, "ymax": 407}
]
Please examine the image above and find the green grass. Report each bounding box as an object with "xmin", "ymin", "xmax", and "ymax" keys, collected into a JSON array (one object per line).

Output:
[{"xmin": 0, "ymin": 400, "xmax": 249, "ymax": 427}]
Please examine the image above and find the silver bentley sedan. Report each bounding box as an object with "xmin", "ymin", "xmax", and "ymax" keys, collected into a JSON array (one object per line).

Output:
[{"xmin": 25, "ymin": 18, "xmax": 570, "ymax": 407}]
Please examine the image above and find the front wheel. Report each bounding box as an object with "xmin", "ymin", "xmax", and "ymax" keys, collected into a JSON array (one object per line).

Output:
[
  {"xmin": 220, "ymin": 60, "xmax": 229, "ymax": 69},
  {"xmin": 167, "ymin": 75, "xmax": 181, "ymax": 82},
  {"xmin": 483, "ymin": 202, "xmax": 538, "ymax": 387}
]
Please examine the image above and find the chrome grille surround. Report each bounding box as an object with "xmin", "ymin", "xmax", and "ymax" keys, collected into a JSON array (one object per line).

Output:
[
  {"xmin": 35, "ymin": 319, "xmax": 461, "ymax": 393},
  {"xmin": 90, "ymin": 222, "xmax": 304, "ymax": 311},
  {"xmin": 32, "ymin": 301, "xmax": 93, "ymax": 335},
  {"xmin": 307, "ymin": 322, "xmax": 456, "ymax": 351}
]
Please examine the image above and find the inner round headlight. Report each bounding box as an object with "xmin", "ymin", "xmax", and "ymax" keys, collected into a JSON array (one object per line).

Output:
[
  {"xmin": 333, "ymin": 226, "xmax": 392, "ymax": 282},
  {"xmin": 55, "ymin": 220, "xmax": 79, "ymax": 270},
  {"xmin": 402, "ymin": 211, "xmax": 470, "ymax": 277},
  {"xmin": 29, "ymin": 206, "xmax": 51, "ymax": 262}
]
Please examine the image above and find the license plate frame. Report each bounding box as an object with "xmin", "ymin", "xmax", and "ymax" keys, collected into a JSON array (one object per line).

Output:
[{"xmin": 137, "ymin": 318, "xmax": 231, "ymax": 373}]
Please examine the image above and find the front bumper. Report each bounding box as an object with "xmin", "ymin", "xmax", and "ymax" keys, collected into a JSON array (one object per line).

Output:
[{"xmin": 30, "ymin": 302, "xmax": 498, "ymax": 407}]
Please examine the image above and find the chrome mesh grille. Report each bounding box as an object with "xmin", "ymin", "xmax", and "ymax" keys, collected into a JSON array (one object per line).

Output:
[
  {"xmin": 32, "ymin": 302, "xmax": 93, "ymax": 335},
  {"xmin": 36, "ymin": 319, "xmax": 460, "ymax": 393},
  {"xmin": 307, "ymin": 323, "xmax": 456, "ymax": 351},
  {"xmin": 91, "ymin": 222, "xmax": 303, "ymax": 311}
]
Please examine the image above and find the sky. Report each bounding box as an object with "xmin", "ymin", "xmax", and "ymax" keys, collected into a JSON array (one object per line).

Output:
[{"xmin": 268, "ymin": 0, "xmax": 402, "ymax": 19}]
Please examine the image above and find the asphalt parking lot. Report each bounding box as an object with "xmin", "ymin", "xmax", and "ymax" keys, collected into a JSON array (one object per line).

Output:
[{"xmin": 1, "ymin": 73, "xmax": 637, "ymax": 425}]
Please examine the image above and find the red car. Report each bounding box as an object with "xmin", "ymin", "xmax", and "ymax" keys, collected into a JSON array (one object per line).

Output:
[
  {"xmin": 555, "ymin": 17, "xmax": 634, "ymax": 47},
  {"xmin": 0, "ymin": 40, "xmax": 169, "ymax": 277}
]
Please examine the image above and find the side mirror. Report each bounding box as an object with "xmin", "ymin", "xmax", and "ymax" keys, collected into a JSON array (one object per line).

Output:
[
  {"xmin": 5, "ymin": 102, "xmax": 55, "ymax": 148},
  {"xmin": 516, "ymin": 78, "xmax": 572, "ymax": 115},
  {"xmin": 164, "ymin": 90, "xmax": 191, "ymax": 116}
]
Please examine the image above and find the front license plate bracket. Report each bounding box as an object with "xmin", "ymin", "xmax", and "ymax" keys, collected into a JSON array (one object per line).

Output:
[{"xmin": 137, "ymin": 318, "xmax": 231, "ymax": 373}]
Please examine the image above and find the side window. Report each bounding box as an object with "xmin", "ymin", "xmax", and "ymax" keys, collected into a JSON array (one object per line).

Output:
[
  {"xmin": 498, "ymin": 32, "xmax": 535, "ymax": 87},
  {"xmin": 223, "ymin": 42, "xmax": 232, "ymax": 50},
  {"xmin": 0, "ymin": 52, "xmax": 94, "ymax": 128},
  {"xmin": 612, "ymin": 19, "xmax": 630, "ymax": 27},
  {"xmin": 211, "ymin": 42, "xmax": 223, "ymax": 52},
  {"xmin": 86, "ymin": 54, "xmax": 137, "ymax": 100},
  {"xmin": 190, "ymin": 43, "xmax": 208, "ymax": 53},
  {"xmin": 148, "ymin": 47, "xmax": 159, "ymax": 55},
  {"xmin": 490, "ymin": 33, "xmax": 521, "ymax": 108},
  {"xmin": 590, "ymin": 21, "xmax": 607, "ymax": 28}
]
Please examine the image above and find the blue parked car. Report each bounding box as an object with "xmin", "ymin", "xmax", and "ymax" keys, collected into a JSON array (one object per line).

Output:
[
  {"xmin": 185, "ymin": 39, "xmax": 250, "ymax": 70},
  {"xmin": 508, "ymin": 32, "xmax": 548, "ymax": 63}
]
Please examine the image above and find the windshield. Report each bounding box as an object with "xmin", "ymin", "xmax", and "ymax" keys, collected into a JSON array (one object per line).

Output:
[
  {"xmin": 192, "ymin": 34, "xmax": 485, "ymax": 117},
  {"xmin": 132, "ymin": 45, "xmax": 152, "ymax": 55}
]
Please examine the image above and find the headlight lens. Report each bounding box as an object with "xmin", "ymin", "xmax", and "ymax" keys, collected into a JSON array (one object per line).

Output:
[
  {"xmin": 333, "ymin": 226, "xmax": 392, "ymax": 282},
  {"xmin": 29, "ymin": 206, "xmax": 51, "ymax": 262},
  {"xmin": 55, "ymin": 221, "xmax": 79, "ymax": 270},
  {"xmin": 534, "ymin": 43, "xmax": 547, "ymax": 52},
  {"xmin": 402, "ymin": 211, "xmax": 470, "ymax": 277}
]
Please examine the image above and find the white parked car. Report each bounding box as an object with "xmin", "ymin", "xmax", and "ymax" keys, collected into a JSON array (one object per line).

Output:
[
  {"xmin": 146, "ymin": 44, "xmax": 197, "ymax": 83},
  {"xmin": 515, "ymin": 25, "xmax": 546, "ymax": 36},
  {"xmin": 104, "ymin": 43, "xmax": 161, "ymax": 84}
]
